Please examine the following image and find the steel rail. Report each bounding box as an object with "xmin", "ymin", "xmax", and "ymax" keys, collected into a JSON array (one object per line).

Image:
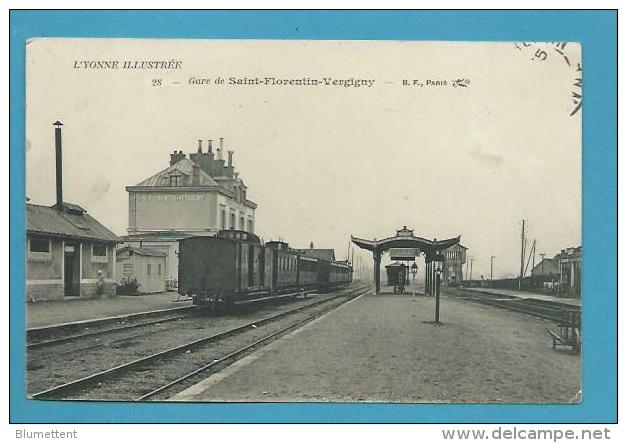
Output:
[
  {"xmin": 27, "ymin": 313, "xmax": 193, "ymax": 350},
  {"xmin": 27, "ymin": 305, "xmax": 197, "ymax": 343},
  {"xmin": 30, "ymin": 285, "xmax": 366, "ymax": 400},
  {"xmin": 444, "ymin": 288, "xmax": 578, "ymax": 321},
  {"xmin": 136, "ymin": 286, "xmax": 369, "ymax": 401}
]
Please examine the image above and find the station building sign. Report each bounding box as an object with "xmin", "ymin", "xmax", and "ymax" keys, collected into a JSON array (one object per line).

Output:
[
  {"xmin": 389, "ymin": 248, "xmax": 419, "ymax": 261},
  {"xmin": 136, "ymin": 193, "xmax": 206, "ymax": 202}
]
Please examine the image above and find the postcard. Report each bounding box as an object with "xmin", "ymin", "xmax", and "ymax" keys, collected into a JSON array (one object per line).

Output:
[{"xmin": 24, "ymin": 38, "xmax": 581, "ymax": 404}]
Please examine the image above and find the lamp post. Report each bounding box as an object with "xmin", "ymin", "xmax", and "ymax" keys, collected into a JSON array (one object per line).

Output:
[
  {"xmin": 434, "ymin": 252, "xmax": 445, "ymax": 324},
  {"xmin": 411, "ymin": 262, "xmax": 418, "ymax": 280}
]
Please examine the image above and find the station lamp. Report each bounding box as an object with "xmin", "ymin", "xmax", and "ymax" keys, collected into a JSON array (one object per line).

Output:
[{"xmin": 411, "ymin": 262, "xmax": 418, "ymax": 279}]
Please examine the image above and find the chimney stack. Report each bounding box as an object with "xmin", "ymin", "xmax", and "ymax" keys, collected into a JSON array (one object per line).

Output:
[
  {"xmin": 218, "ymin": 137, "xmax": 224, "ymax": 160},
  {"xmin": 227, "ymin": 150, "xmax": 234, "ymax": 167},
  {"xmin": 53, "ymin": 121, "xmax": 64, "ymax": 207},
  {"xmin": 310, "ymin": 242, "xmax": 314, "ymax": 249},
  {"xmin": 207, "ymin": 139, "xmax": 213, "ymax": 153},
  {"xmin": 170, "ymin": 150, "xmax": 186, "ymax": 165},
  {"xmin": 197, "ymin": 139, "xmax": 203, "ymax": 153}
]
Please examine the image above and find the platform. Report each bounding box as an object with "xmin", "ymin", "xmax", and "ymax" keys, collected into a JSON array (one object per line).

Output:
[
  {"xmin": 26, "ymin": 292, "xmax": 190, "ymax": 329},
  {"xmin": 171, "ymin": 293, "xmax": 580, "ymax": 403},
  {"xmin": 461, "ymin": 287, "xmax": 581, "ymax": 307}
]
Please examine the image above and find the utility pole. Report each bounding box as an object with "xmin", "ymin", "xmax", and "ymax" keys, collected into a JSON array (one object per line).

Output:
[
  {"xmin": 469, "ymin": 256, "xmax": 474, "ymax": 283},
  {"xmin": 519, "ymin": 219, "xmax": 525, "ymax": 291},
  {"xmin": 524, "ymin": 239, "xmax": 536, "ymax": 277},
  {"xmin": 490, "ymin": 255, "xmax": 496, "ymax": 282}
]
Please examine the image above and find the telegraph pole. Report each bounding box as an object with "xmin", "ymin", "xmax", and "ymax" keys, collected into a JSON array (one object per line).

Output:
[
  {"xmin": 490, "ymin": 255, "xmax": 496, "ymax": 282},
  {"xmin": 469, "ymin": 256, "xmax": 474, "ymax": 282},
  {"xmin": 519, "ymin": 219, "xmax": 525, "ymax": 291}
]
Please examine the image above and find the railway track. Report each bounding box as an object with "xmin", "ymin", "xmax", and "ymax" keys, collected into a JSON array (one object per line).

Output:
[
  {"xmin": 443, "ymin": 287, "xmax": 580, "ymax": 321},
  {"xmin": 29, "ymin": 285, "xmax": 368, "ymax": 401},
  {"xmin": 27, "ymin": 305, "xmax": 197, "ymax": 347}
]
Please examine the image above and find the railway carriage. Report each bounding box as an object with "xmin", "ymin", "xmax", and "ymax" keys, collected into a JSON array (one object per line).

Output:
[{"xmin": 178, "ymin": 229, "xmax": 352, "ymax": 309}]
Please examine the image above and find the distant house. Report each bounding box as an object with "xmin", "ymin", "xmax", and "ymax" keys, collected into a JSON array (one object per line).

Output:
[
  {"xmin": 293, "ymin": 242, "xmax": 336, "ymax": 262},
  {"xmin": 115, "ymin": 246, "xmax": 166, "ymax": 294},
  {"xmin": 530, "ymin": 257, "xmax": 559, "ymax": 277},
  {"xmin": 443, "ymin": 243, "xmax": 467, "ymax": 285},
  {"xmin": 26, "ymin": 203, "xmax": 119, "ymax": 301},
  {"xmin": 557, "ymin": 246, "xmax": 581, "ymax": 298}
]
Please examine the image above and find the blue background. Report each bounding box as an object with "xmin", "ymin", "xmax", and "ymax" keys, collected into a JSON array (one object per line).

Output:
[{"xmin": 9, "ymin": 10, "xmax": 617, "ymax": 423}]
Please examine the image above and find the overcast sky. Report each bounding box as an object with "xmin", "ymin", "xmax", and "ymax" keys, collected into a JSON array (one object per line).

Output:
[{"xmin": 25, "ymin": 39, "xmax": 581, "ymax": 279}]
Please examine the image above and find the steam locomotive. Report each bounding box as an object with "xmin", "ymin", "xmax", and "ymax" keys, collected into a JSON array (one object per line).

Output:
[{"xmin": 178, "ymin": 230, "xmax": 353, "ymax": 309}]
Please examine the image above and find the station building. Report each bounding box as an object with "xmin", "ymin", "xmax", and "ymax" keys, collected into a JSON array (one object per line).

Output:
[
  {"xmin": 26, "ymin": 122, "xmax": 119, "ymax": 301},
  {"xmin": 120, "ymin": 138, "xmax": 257, "ymax": 285}
]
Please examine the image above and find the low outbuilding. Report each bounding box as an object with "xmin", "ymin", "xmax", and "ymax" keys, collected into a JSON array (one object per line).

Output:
[
  {"xmin": 26, "ymin": 202, "xmax": 119, "ymax": 301},
  {"xmin": 115, "ymin": 246, "xmax": 167, "ymax": 294}
]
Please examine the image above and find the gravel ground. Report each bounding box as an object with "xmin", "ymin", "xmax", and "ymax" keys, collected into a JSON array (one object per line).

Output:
[
  {"xmin": 173, "ymin": 294, "xmax": 581, "ymax": 403},
  {"xmin": 27, "ymin": 292, "xmax": 190, "ymax": 328},
  {"xmin": 27, "ymin": 291, "xmax": 359, "ymax": 396}
]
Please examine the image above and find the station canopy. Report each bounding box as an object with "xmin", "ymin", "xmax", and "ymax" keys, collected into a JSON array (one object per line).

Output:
[{"xmin": 351, "ymin": 226, "xmax": 460, "ymax": 259}]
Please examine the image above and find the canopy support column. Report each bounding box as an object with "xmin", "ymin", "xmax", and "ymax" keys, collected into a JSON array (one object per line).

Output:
[{"xmin": 373, "ymin": 250, "xmax": 381, "ymax": 295}]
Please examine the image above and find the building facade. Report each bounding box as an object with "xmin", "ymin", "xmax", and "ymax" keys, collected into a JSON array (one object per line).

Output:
[
  {"xmin": 116, "ymin": 246, "xmax": 167, "ymax": 294},
  {"xmin": 122, "ymin": 138, "xmax": 257, "ymax": 282},
  {"xmin": 27, "ymin": 203, "xmax": 119, "ymax": 301},
  {"xmin": 557, "ymin": 246, "xmax": 581, "ymax": 298}
]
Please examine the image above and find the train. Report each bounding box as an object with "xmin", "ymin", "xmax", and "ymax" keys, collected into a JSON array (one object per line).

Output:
[{"xmin": 178, "ymin": 229, "xmax": 353, "ymax": 309}]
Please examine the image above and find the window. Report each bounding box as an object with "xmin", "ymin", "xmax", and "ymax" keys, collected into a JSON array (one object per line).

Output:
[
  {"xmin": 247, "ymin": 218, "xmax": 254, "ymax": 233},
  {"xmin": 91, "ymin": 243, "xmax": 108, "ymax": 263},
  {"xmin": 147, "ymin": 264, "xmax": 152, "ymax": 276},
  {"xmin": 240, "ymin": 216, "xmax": 245, "ymax": 230},
  {"xmin": 229, "ymin": 210, "xmax": 236, "ymax": 229},
  {"xmin": 158, "ymin": 263, "xmax": 162, "ymax": 275},
  {"xmin": 30, "ymin": 237, "xmax": 50, "ymax": 253},
  {"xmin": 169, "ymin": 174, "xmax": 180, "ymax": 186},
  {"xmin": 93, "ymin": 244, "xmax": 107, "ymax": 257},
  {"xmin": 220, "ymin": 205, "xmax": 226, "ymax": 229}
]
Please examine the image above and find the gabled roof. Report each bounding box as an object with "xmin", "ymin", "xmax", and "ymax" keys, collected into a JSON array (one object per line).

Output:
[
  {"xmin": 27, "ymin": 203, "xmax": 119, "ymax": 243},
  {"xmin": 117, "ymin": 246, "xmax": 166, "ymax": 257},
  {"xmin": 294, "ymin": 248, "xmax": 336, "ymax": 262},
  {"xmin": 133, "ymin": 158, "xmax": 219, "ymax": 187}
]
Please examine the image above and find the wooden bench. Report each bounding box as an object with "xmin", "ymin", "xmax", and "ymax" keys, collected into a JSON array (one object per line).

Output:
[{"xmin": 547, "ymin": 309, "xmax": 581, "ymax": 353}]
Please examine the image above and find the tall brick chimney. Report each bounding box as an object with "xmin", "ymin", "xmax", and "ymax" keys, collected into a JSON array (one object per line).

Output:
[
  {"xmin": 227, "ymin": 150, "xmax": 233, "ymax": 167},
  {"xmin": 207, "ymin": 139, "xmax": 213, "ymax": 153},
  {"xmin": 197, "ymin": 139, "xmax": 203, "ymax": 153},
  {"xmin": 53, "ymin": 121, "xmax": 63, "ymax": 207}
]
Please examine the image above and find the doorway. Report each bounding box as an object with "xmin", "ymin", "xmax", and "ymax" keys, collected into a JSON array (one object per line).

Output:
[{"xmin": 64, "ymin": 243, "xmax": 80, "ymax": 296}]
